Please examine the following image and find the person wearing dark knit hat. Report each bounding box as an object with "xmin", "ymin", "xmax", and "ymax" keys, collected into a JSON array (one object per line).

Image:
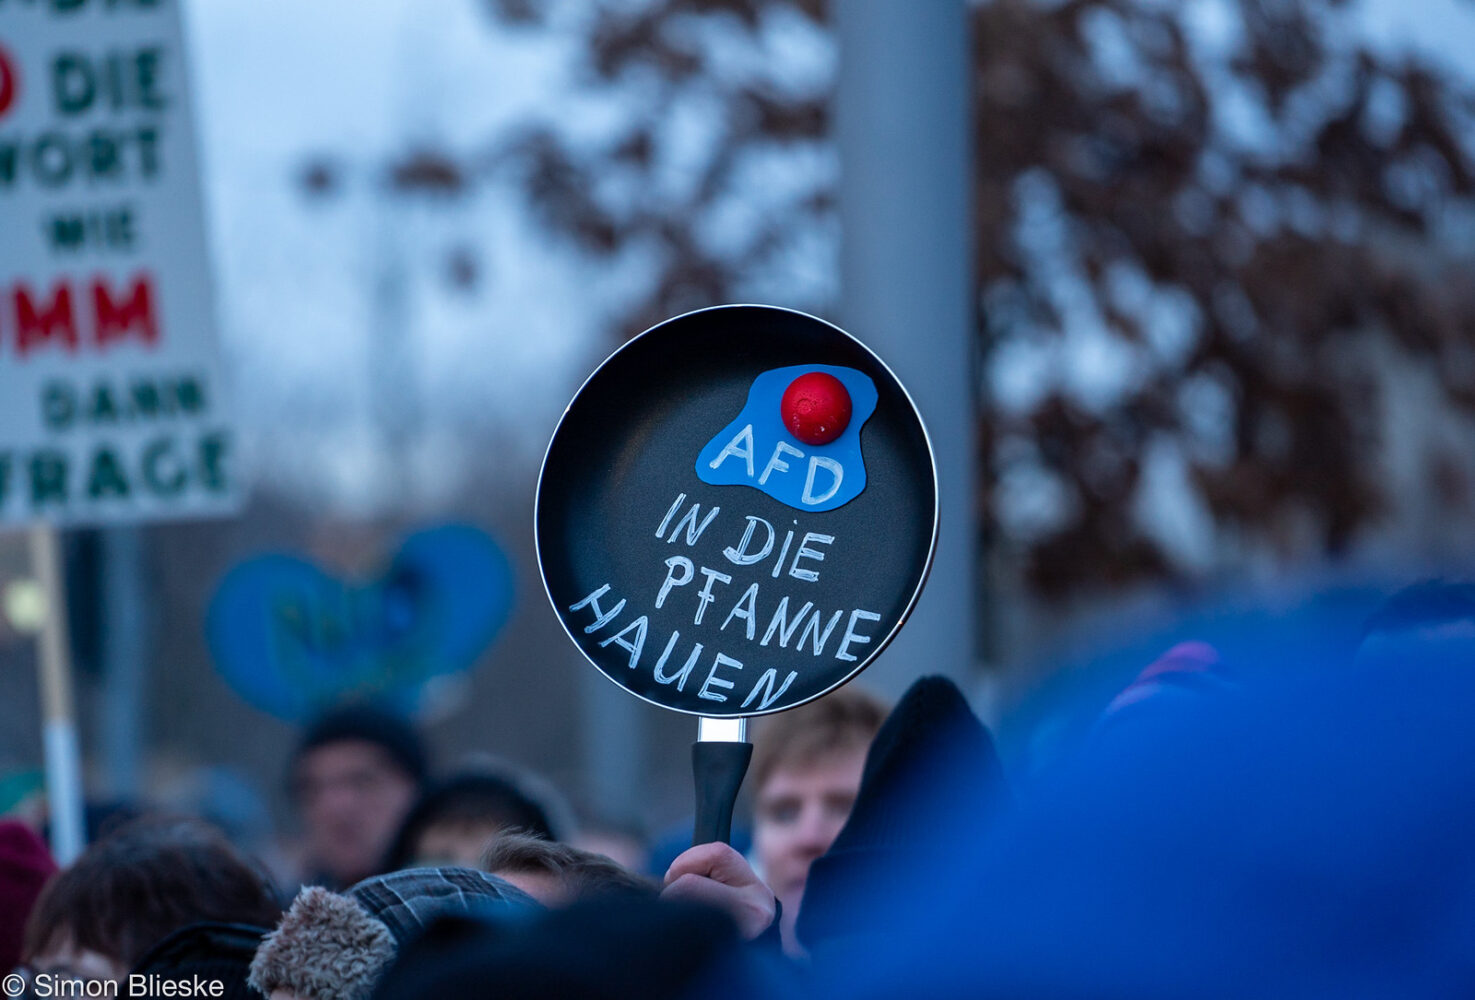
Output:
[
  {"xmin": 795, "ymin": 676, "xmax": 1011, "ymax": 962},
  {"xmin": 748, "ymin": 685, "xmax": 887, "ymax": 955},
  {"xmin": 290, "ymin": 705, "xmax": 429, "ymax": 890},
  {"xmin": 0, "ymin": 821, "xmax": 57, "ymax": 974}
]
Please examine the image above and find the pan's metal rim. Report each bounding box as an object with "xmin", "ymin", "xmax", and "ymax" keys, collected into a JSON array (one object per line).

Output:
[{"xmin": 533, "ymin": 303, "xmax": 941, "ymax": 718}]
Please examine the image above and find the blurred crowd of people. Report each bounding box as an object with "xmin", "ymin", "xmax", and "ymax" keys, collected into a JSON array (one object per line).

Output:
[{"xmin": 4, "ymin": 579, "xmax": 1475, "ymax": 997}]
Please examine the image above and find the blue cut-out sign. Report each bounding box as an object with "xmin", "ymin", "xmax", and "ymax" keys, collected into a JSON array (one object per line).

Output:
[
  {"xmin": 206, "ymin": 524, "xmax": 513, "ymax": 721},
  {"xmin": 695, "ymin": 364, "xmax": 878, "ymax": 513}
]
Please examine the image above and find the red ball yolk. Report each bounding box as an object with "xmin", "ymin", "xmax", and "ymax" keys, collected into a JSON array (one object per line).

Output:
[{"xmin": 781, "ymin": 372, "xmax": 852, "ymax": 446}]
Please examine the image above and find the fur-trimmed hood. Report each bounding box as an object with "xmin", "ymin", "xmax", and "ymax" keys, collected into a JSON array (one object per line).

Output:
[{"xmin": 248, "ymin": 886, "xmax": 396, "ymax": 1000}]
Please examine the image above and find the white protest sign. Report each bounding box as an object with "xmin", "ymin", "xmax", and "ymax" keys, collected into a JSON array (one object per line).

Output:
[{"xmin": 0, "ymin": 0, "xmax": 237, "ymax": 528}]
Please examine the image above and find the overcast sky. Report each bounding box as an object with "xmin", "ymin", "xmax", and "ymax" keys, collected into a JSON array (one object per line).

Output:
[
  {"xmin": 180, "ymin": 0, "xmax": 1475, "ymax": 516},
  {"xmin": 183, "ymin": 0, "xmax": 628, "ymax": 513}
]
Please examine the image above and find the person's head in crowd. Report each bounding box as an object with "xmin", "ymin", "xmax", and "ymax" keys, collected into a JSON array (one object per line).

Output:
[
  {"xmin": 0, "ymin": 821, "xmax": 56, "ymax": 974},
  {"xmin": 567, "ymin": 815, "xmax": 650, "ymax": 874},
  {"xmin": 749, "ymin": 685, "xmax": 886, "ymax": 954},
  {"xmin": 382, "ymin": 770, "xmax": 558, "ymax": 872},
  {"xmin": 133, "ymin": 922, "xmax": 268, "ymax": 1000},
  {"xmin": 31, "ymin": 801, "xmax": 145, "ymax": 868},
  {"xmin": 249, "ymin": 887, "xmax": 397, "ymax": 1000},
  {"xmin": 251, "ymin": 868, "xmax": 536, "ymax": 1000},
  {"xmin": 346, "ymin": 867, "xmax": 536, "ymax": 946},
  {"xmin": 480, "ymin": 833, "xmax": 657, "ymax": 906},
  {"xmin": 22, "ymin": 817, "xmax": 280, "ymax": 985},
  {"xmin": 79, "ymin": 800, "xmax": 147, "ymax": 844},
  {"xmin": 370, "ymin": 897, "xmax": 793, "ymax": 1000},
  {"xmin": 290, "ymin": 704, "xmax": 428, "ymax": 888}
]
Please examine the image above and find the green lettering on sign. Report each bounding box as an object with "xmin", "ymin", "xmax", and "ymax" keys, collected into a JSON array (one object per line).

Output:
[
  {"xmin": 51, "ymin": 53, "xmax": 93, "ymax": 116},
  {"xmin": 41, "ymin": 381, "xmax": 75, "ymax": 430},
  {"xmin": 131, "ymin": 379, "xmax": 161, "ymax": 418},
  {"xmin": 86, "ymin": 383, "xmax": 119, "ymax": 423},
  {"xmin": 45, "ymin": 206, "xmax": 138, "ymax": 253},
  {"xmin": 48, "ymin": 215, "xmax": 86, "ymax": 251},
  {"xmin": 0, "ymin": 143, "xmax": 16, "ymax": 187},
  {"xmin": 141, "ymin": 436, "xmax": 184, "ymax": 495},
  {"xmin": 174, "ymin": 376, "xmax": 205, "ymax": 414},
  {"xmin": 33, "ymin": 134, "xmax": 74, "ymax": 187},
  {"xmin": 88, "ymin": 131, "xmax": 121, "ymax": 178},
  {"xmin": 137, "ymin": 126, "xmax": 160, "ymax": 176},
  {"xmin": 40, "ymin": 0, "xmax": 167, "ymax": 18},
  {"xmin": 29, "ymin": 452, "xmax": 67, "ymax": 506},
  {"xmin": 135, "ymin": 48, "xmax": 167, "ymax": 110},
  {"xmin": 199, "ymin": 431, "xmax": 229, "ymax": 493},
  {"xmin": 85, "ymin": 445, "xmax": 129, "ymax": 499}
]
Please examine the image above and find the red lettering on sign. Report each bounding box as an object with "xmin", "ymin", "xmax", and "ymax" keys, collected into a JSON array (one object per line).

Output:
[
  {"xmin": 14, "ymin": 282, "xmax": 78, "ymax": 357},
  {"xmin": 93, "ymin": 273, "xmax": 157, "ymax": 348},
  {"xmin": 4, "ymin": 273, "xmax": 162, "ymax": 357},
  {"xmin": 0, "ymin": 44, "xmax": 17, "ymax": 120}
]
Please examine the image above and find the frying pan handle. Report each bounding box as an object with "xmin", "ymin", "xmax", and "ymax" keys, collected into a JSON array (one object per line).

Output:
[{"xmin": 691, "ymin": 739, "xmax": 753, "ymax": 846}]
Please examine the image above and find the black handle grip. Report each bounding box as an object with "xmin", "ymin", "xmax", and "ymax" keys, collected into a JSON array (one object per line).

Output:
[{"xmin": 691, "ymin": 740, "xmax": 753, "ymax": 846}]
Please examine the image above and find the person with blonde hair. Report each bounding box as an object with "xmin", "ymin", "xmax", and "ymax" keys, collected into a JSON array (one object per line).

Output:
[{"xmin": 748, "ymin": 685, "xmax": 887, "ymax": 955}]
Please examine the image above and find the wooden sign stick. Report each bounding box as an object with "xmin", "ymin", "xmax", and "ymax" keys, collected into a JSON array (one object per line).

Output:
[{"xmin": 29, "ymin": 522, "xmax": 87, "ymax": 865}]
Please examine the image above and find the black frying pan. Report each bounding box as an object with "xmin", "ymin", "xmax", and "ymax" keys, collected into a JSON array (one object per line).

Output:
[{"xmin": 536, "ymin": 304, "xmax": 937, "ymax": 720}]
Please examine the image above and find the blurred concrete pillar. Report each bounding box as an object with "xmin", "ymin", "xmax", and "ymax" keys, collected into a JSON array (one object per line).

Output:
[
  {"xmin": 836, "ymin": 0, "xmax": 975, "ymax": 691},
  {"xmin": 578, "ymin": 666, "xmax": 642, "ymax": 822}
]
